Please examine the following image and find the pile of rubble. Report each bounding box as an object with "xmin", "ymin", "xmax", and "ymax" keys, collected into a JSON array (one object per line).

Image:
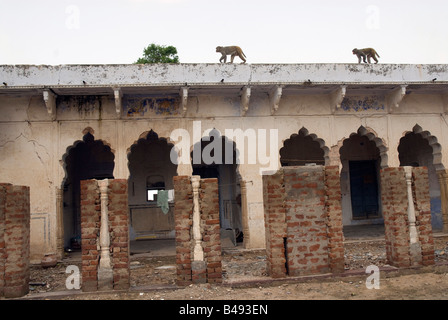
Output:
[{"xmin": 25, "ymin": 235, "xmax": 448, "ymax": 296}]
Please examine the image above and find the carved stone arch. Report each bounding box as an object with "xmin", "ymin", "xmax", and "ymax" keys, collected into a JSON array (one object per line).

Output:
[
  {"xmin": 342, "ymin": 126, "xmax": 388, "ymax": 169},
  {"xmin": 400, "ymin": 124, "xmax": 444, "ymax": 171},
  {"xmin": 280, "ymin": 127, "xmax": 330, "ymax": 166}
]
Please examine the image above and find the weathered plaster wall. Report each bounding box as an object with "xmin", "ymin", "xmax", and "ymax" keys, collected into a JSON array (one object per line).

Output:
[{"xmin": 1, "ymin": 63, "xmax": 448, "ymax": 259}]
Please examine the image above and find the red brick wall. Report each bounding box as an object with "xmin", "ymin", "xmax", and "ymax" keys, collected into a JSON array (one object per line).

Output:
[
  {"xmin": 263, "ymin": 166, "xmax": 344, "ymax": 278},
  {"xmin": 412, "ymin": 167, "xmax": 435, "ymax": 266},
  {"xmin": 380, "ymin": 167, "xmax": 435, "ymax": 268},
  {"xmin": 0, "ymin": 184, "xmax": 30, "ymax": 298},
  {"xmin": 173, "ymin": 176, "xmax": 193, "ymax": 286},
  {"xmin": 262, "ymin": 170, "xmax": 287, "ymax": 278},
  {"xmin": 200, "ymin": 178, "xmax": 222, "ymax": 284},
  {"xmin": 173, "ymin": 176, "xmax": 223, "ymax": 286},
  {"xmin": 108, "ymin": 179, "xmax": 130, "ymax": 290},
  {"xmin": 80, "ymin": 179, "xmax": 101, "ymax": 292},
  {"xmin": 80, "ymin": 179, "xmax": 130, "ymax": 292},
  {"xmin": 381, "ymin": 167, "xmax": 411, "ymax": 267}
]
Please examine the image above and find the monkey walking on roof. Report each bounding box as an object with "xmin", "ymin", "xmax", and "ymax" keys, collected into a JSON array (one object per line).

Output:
[
  {"xmin": 216, "ymin": 46, "xmax": 247, "ymax": 64},
  {"xmin": 352, "ymin": 48, "xmax": 380, "ymax": 64}
]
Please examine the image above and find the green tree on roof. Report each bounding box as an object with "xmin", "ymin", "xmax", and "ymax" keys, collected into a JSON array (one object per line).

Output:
[{"xmin": 134, "ymin": 43, "xmax": 180, "ymax": 64}]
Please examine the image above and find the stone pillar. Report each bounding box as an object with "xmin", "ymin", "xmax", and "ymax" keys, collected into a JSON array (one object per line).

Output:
[
  {"xmin": 191, "ymin": 176, "xmax": 206, "ymax": 284},
  {"xmin": 240, "ymin": 180, "xmax": 250, "ymax": 249},
  {"xmin": 97, "ymin": 179, "xmax": 113, "ymax": 290},
  {"xmin": 56, "ymin": 187, "xmax": 64, "ymax": 260},
  {"xmin": 437, "ymin": 170, "xmax": 448, "ymax": 233},
  {"xmin": 404, "ymin": 167, "xmax": 422, "ymax": 265}
]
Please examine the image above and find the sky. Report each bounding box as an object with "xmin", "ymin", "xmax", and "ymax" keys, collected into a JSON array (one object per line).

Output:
[{"xmin": 0, "ymin": 0, "xmax": 448, "ymax": 65}]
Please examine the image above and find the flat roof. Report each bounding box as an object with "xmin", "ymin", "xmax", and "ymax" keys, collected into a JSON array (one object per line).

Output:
[{"xmin": 1, "ymin": 64, "xmax": 448, "ymax": 96}]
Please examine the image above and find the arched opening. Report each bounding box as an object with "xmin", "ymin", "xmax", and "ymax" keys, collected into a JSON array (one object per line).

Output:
[
  {"xmin": 339, "ymin": 127, "xmax": 386, "ymax": 226},
  {"xmin": 191, "ymin": 129, "xmax": 243, "ymax": 246},
  {"xmin": 398, "ymin": 126, "xmax": 443, "ymax": 230},
  {"xmin": 280, "ymin": 128, "xmax": 328, "ymax": 167},
  {"xmin": 127, "ymin": 130, "xmax": 178, "ymax": 242},
  {"xmin": 61, "ymin": 131, "xmax": 115, "ymax": 251}
]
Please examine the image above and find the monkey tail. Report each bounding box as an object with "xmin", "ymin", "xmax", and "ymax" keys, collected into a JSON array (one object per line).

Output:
[{"xmin": 242, "ymin": 51, "xmax": 247, "ymax": 58}]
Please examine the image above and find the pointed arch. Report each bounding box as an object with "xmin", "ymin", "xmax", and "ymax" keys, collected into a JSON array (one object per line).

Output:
[
  {"xmin": 399, "ymin": 124, "xmax": 444, "ymax": 171},
  {"xmin": 280, "ymin": 127, "xmax": 330, "ymax": 166},
  {"xmin": 340, "ymin": 126, "xmax": 388, "ymax": 169},
  {"xmin": 60, "ymin": 129, "xmax": 115, "ymax": 249},
  {"xmin": 191, "ymin": 129, "xmax": 243, "ymax": 243},
  {"xmin": 127, "ymin": 129, "xmax": 178, "ymax": 240}
]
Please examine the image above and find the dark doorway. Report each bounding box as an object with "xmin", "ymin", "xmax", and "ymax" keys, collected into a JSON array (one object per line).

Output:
[
  {"xmin": 62, "ymin": 132, "xmax": 115, "ymax": 250},
  {"xmin": 349, "ymin": 160, "xmax": 379, "ymax": 219},
  {"xmin": 191, "ymin": 131, "xmax": 242, "ymax": 245},
  {"xmin": 127, "ymin": 130, "xmax": 177, "ymax": 240}
]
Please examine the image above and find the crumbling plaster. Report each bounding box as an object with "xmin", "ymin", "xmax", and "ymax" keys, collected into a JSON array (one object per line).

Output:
[{"xmin": 1, "ymin": 63, "xmax": 448, "ymax": 260}]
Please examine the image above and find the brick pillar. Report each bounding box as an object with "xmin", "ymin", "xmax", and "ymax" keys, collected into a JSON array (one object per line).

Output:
[
  {"xmin": 80, "ymin": 180, "xmax": 101, "ymax": 292},
  {"xmin": 380, "ymin": 167, "xmax": 435, "ymax": 268},
  {"xmin": 412, "ymin": 167, "xmax": 435, "ymax": 266},
  {"xmin": 263, "ymin": 166, "xmax": 344, "ymax": 278},
  {"xmin": 0, "ymin": 184, "xmax": 30, "ymax": 298},
  {"xmin": 381, "ymin": 168, "xmax": 411, "ymax": 268},
  {"xmin": 173, "ymin": 176, "xmax": 222, "ymax": 286},
  {"xmin": 437, "ymin": 169, "xmax": 448, "ymax": 233},
  {"xmin": 108, "ymin": 179, "xmax": 130, "ymax": 290},
  {"xmin": 173, "ymin": 176, "xmax": 193, "ymax": 286},
  {"xmin": 325, "ymin": 166, "xmax": 345, "ymax": 273},
  {"xmin": 80, "ymin": 179, "xmax": 130, "ymax": 292},
  {"xmin": 200, "ymin": 178, "xmax": 222, "ymax": 284},
  {"xmin": 262, "ymin": 170, "xmax": 287, "ymax": 278}
]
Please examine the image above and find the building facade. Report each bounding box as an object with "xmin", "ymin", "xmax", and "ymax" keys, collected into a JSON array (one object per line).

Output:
[{"xmin": 1, "ymin": 63, "xmax": 447, "ymax": 262}]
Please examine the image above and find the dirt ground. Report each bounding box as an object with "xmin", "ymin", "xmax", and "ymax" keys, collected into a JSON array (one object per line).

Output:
[{"xmin": 19, "ymin": 234, "xmax": 448, "ymax": 301}]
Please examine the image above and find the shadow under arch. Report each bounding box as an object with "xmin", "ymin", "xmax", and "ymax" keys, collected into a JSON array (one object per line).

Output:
[
  {"xmin": 127, "ymin": 129, "xmax": 178, "ymax": 240},
  {"xmin": 60, "ymin": 130, "xmax": 115, "ymax": 250},
  {"xmin": 399, "ymin": 124, "xmax": 444, "ymax": 171},
  {"xmin": 190, "ymin": 128, "xmax": 243, "ymax": 244},
  {"xmin": 280, "ymin": 127, "xmax": 330, "ymax": 167},
  {"xmin": 398, "ymin": 124, "xmax": 444, "ymax": 230}
]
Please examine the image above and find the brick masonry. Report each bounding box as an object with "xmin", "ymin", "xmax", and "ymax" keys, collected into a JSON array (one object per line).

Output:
[
  {"xmin": 380, "ymin": 167, "xmax": 435, "ymax": 268},
  {"xmin": 173, "ymin": 176, "xmax": 222, "ymax": 285},
  {"xmin": 263, "ymin": 166, "xmax": 344, "ymax": 278},
  {"xmin": 200, "ymin": 178, "xmax": 222, "ymax": 284},
  {"xmin": 0, "ymin": 183, "xmax": 30, "ymax": 298},
  {"xmin": 80, "ymin": 179, "xmax": 129, "ymax": 292}
]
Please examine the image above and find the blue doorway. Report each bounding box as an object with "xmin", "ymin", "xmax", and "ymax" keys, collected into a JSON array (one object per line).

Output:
[{"xmin": 349, "ymin": 160, "xmax": 379, "ymax": 220}]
